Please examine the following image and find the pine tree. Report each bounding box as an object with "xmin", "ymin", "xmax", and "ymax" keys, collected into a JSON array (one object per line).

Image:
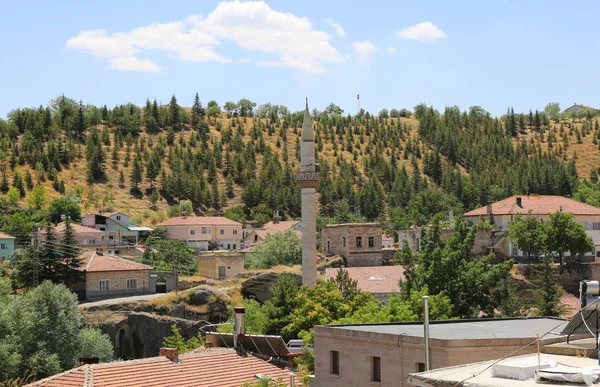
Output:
[
  {"xmin": 191, "ymin": 92, "xmax": 205, "ymax": 129},
  {"xmin": 226, "ymin": 173, "xmax": 234, "ymax": 196},
  {"xmin": 59, "ymin": 217, "xmax": 84, "ymax": 286},
  {"xmin": 0, "ymin": 164, "xmax": 9, "ymax": 193},
  {"xmin": 169, "ymin": 95, "xmax": 180, "ymax": 130},
  {"xmin": 119, "ymin": 170, "xmax": 125, "ymax": 188},
  {"xmin": 75, "ymin": 100, "xmax": 86, "ymax": 138},
  {"xmin": 130, "ymin": 156, "xmax": 143, "ymax": 191}
]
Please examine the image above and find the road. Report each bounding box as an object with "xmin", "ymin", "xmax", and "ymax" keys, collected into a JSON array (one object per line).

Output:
[{"xmin": 78, "ymin": 293, "xmax": 169, "ymax": 308}]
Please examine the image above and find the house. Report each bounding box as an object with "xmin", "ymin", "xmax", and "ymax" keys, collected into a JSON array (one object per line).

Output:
[
  {"xmin": 81, "ymin": 211, "xmax": 153, "ymax": 247},
  {"xmin": 50, "ymin": 222, "xmax": 105, "ymax": 249},
  {"xmin": 243, "ymin": 220, "xmax": 301, "ymax": 249},
  {"xmin": 73, "ymin": 250, "xmax": 154, "ymax": 300},
  {"xmin": 321, "ymin": 223, "xmax": 383, "ymax": 266},
  {"xmin": 198, "ymin": 251, "xmax": 245, "ymax": 280},
  {"xmin": 382, "ymin": 234, "xmax": 394, "ymax": 249},
  {"xmin": 464, "ymin": 195, "xmax": 600, "ymax": 258},
  {"xmin": 398, "ymin": 225, "xmax": 492, "ymax": 255},
  {"xmin": 27, "ymin": 347, "xmax": 298, "ymax": 387},
  {"xmin": 313, "ymin": 317, "xmax": 570, "ymax": 387},
  {"xmin": 563, "ymin": 104, "xmax": 597, "ymax": 114},
  {"xmin": 157, "ymin": 216, "xmax": 243, "ymax": 251},
  {"xmin": 0, "ymin": 232, "xmax": 15, "ymax": 263},
  {"xmin": 325, "ymin": 266, "xmax": 404, "ymax": 303}
]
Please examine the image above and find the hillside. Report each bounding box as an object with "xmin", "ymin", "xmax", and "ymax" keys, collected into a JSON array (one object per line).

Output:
[{"xmin": 1, "ymin": 96, "xmax": 599, "ymax": 230}]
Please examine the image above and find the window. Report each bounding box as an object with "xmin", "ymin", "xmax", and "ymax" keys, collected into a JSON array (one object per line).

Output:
[
  {"xmin": 126, "ymin": 278, "xmax": 138, "ymax": 289},
  {"xmin": 368, "ymin": 236, "xmax": 375, "ymax": 248},
  {"xmin": 594, "ymin": 222, "xmax": 600, "ymax": 230},
  {"xmin": 227, "ymin": 244, "xmax": 231, "ymax": 249},
  {"xmin": 191, "ymin": 229, "xmax": 196, "ymax": 235},
  {"xmin": 201, "ymin": 227, "xmax": 210, "ymax": 234},
  {"xmin": 116, "ymin": 215, "xmax": 121, "ymax": 221},
  {"xmin": 233, "ymin": 229, "xmax": 238, "ymax": 235},
  {"xmin": 220, "ymin": 229, "xmax": 224, "ymax": 235},
  {"xmin": 98, "ymin": 280, "xmax": 111, "ymax": 291},
  {"xmin": 356, "ymin": 236, "xmax": 362, "ymax": 248},
  {"xmin": 233, "ymin": 244, "xmax": 237, "ymax": 249},
  {"xmin": 327, "ymin": 240, "xmax": 330, "ymax": 252},
  {"xmin": 0, "ymin": 243, "xmax": 6, "ymax": 250},
  {"xmin": 108, "ymin": 235, "xmax": 114, "ymax": 240},
  {"xmin": 371, "ymin": 356, "xmax": 381, "ymax": 382},
  {"xmin": 330, "ymin": 351, "xmax": 339, "ymax": 375},
  {"xmin": 342, "ymin": 237, "xmax": 346, "ymax": 248},
  {"xmin": 417, "ymin": 362, "xmax": 426, "ymax": 373}
]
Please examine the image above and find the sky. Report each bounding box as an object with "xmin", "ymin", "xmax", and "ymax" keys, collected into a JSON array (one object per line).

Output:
[{"xmin": 1, "ymin": 0, "xmax": 600, "ymax": 118}]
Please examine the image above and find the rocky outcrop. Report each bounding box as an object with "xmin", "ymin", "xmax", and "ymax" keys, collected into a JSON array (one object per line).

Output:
[
  {"xmin": 241, "ymin": 272, "xmax": 302, "ymax": 302},
  {"xmin": 86, "ymin": 312, "xmax": 212, "ymax": 360}
]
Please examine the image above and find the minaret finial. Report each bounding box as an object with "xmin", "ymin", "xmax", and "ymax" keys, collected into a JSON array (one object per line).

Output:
[{"xmin": 306, "ymin": 97, "xmax": 308, "ymax": 109}]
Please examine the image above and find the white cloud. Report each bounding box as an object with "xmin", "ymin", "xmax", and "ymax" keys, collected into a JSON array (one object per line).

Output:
[
  {"xmin": 238, "ymin": 58, "xmax": 252, "ymax": 63},
  {"xmin": 325, "ymin": 18, "xmax": 346, "ymax": 37},
  {"xmin": 66, "ymin": 1, "xmax": 345, "ymax": 73},
  {"xmin": 396, "ymin": 21, "xmax": 447, "ymax": 42},
  {"xmin": 353, "ymin": 41, "xmax": 375, "ymax": 62},
  {"xmin": 387, "ymin": 46, "xmax": 397, "ymax": 54},
  {"xmin": 107, "ymin": 57, "xmax": 162, "ymax": 73}
]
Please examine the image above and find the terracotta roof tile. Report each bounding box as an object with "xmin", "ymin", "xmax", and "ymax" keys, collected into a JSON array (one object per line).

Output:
[
  {"xmin": 0, "ymin": 232, "xmax": 15, "ymax": 239},
  {"xmin": 464, "ymin": 195, "xmax": 600, "ymax": 217},
  {"xmin": 325, "ymin": 266, "xmax": 405, "ymax": 294},
  {"xmin": 79, "ymin": 251, "xmax": 153, "ymax": 272},
  {"xmin": 28, "ymin": 350, "xmax": 297, "ymax": 387},
  {"xmin": 53, "ymin": 222, "xmax": 105, "ymax": 237},
  {"xmin": 158, "ymin": 216, "xmax": 242, "ymax": 227}
]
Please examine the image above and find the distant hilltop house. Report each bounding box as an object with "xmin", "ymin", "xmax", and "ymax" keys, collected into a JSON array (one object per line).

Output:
[
  {"xmin": 563, "ymin": 103, "xmax": 597, "ymax": 113},
  {"xmin": 157, "ymin": 216, "xmax": 243, "ymax": 252},
  {"xmin": 81, "ymin": 210, "xmax": 153, "ymax": 247},
  {"xmin": 464, "ymin": 195, "xmax": 600, "ymax": 259},
  {"xmin": 321, "ymin": 223, "xmax": 383, "ymax": 266},
  {"xmin": 325, "ymin": 266, "xmax": 404, "ymax": 303},
  {"xmin": 0, "ymin": 232, "xmax": 15, "ymax": 263},
  {"xmin": 243, "ymin": 219, "xmax": 301, "ymax": 249}
]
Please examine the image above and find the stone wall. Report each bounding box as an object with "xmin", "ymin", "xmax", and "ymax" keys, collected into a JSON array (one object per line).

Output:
[
  {"xmin": 86, "ymin": 270, "xmax": 153, "ymax": 300},
  {"xmin": 322, "ymin": 224, "xmax": 383, "ymax": 267}
]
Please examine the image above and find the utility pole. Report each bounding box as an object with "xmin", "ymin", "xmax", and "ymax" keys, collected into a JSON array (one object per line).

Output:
[{"xmin": 32, "ymin": 224, "xmax": 40, "ymax": 287}]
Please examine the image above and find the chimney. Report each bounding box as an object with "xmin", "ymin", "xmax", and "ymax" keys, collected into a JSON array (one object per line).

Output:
[
  {"xmin": 159, "ymin": 347, "xmax": 179, "ymax": 362},
  {"xmin": 516, "ymin": 197, "xmax": 522, "ymax": 208},
  {"xmin": 487, "ymin": 201, "xmax": 493, "ymax": 221},
  {"xmin": 234, "ymin": 306, "xmax": 246, "ymax": 349}
]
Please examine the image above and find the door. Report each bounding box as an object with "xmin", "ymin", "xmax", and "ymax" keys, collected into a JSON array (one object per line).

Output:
[{"xmin": 218, "ymin": 266, "xmax": 226, "ymax": 280}]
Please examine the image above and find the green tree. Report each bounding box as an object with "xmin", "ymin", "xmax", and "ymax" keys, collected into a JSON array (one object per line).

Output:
[
  {"xmin": 169, "ymin": 95, "xmax": 181, "ymax": 129},
  {"xmin": 507, "ymin": 212, "xmax": 544, "ymax": 262},
  {"xmin": 141, "ymin": 237, "xmax": 197, "ymax": 275},
  {"xmin": 162, "ymin": 324, "xmax": 204, "ymax": 354},
  {"xmin": 27, "ymin": 184, "xmax": 47, "ymax": 211},
  {"xmin": 245, "ymin": 230, "xmax": 302, "ymax": 269},
  {"xmin": 47, "ymin": 196, "xmax": 81, "ymax": 224},
  {"xmin": 544, "ymin": 102, "xmax": 561, "ymax": 120},
  {"xmin": 262, "ymin": 273, "xmax": 300, "ymax": 336},
  {"xmin": 6, "ymin": 186, "xmax": 20, "ymax": 204},
  {"xmin": 130, "ymin": 156, "xmax": 143, "ymax": 191},
  {"xmin": 534, "ymin": 256, "xmax": 565, "ymax": 316},
  {"xmin": 191, "ymin": 92, "xmax": 205, "ymax": 129},
  {"xmin": 206, "ymin": 100, "xmax": 221, "ymax": 122},
  {"xmin": 78, "ymin": 328, "xmax": 114, "ymax": 362},
  {"xmin": 543, "ymin": 211, "xmax": 594, "ymax": 265},
  {"xmin": 237, "ymin": 99, "xmax": 256, "ymax": 117}
]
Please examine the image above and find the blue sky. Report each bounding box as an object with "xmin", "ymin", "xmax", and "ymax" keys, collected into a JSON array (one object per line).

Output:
[{"xmin": 1, "ymin": 0, "xmax": 599, "ymax": 118}]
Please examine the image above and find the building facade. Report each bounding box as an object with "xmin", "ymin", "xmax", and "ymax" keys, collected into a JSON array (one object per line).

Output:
[
  {"xmin": 0, "ymin": 232, "xmax": 15, "ymax": 263},
  {"xmin": 157, "ymin": 216, "xmax": 243, "ymax": 251},
  {"xmin": 82, "ymin": 211, "xmax": 152, "ymax": 246},
  {"xmin": 243, "ymin": 220, "xmax": 301, "ymax": 249},
  {"xmin": 48, "ymin": 222, "xmax": 105, "ymax": 249},
  {"xmin": 464, "ymin": 195, "xmax": 600, "ymax": 258},
  {"xmin": 322, "ymin": 223, "xmax": 383, "ymax": 266},
  {"xmin": 198, "ymin": 251, "xmax": 245, "ymax": 280},
  {"xmin": 313, "ymin": 318, "xmax": 571, "ymax": 387}
]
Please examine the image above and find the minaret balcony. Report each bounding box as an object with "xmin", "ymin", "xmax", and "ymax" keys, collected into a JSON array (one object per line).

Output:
[{"xmin": 296, "ymin": 172, "xmax": 319, "ymax": 188}]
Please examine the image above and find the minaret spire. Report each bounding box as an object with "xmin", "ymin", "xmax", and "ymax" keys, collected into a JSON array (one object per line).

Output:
[{"xmin": 297, "ymin": 98, "xmax": 318, "ymax": 286}]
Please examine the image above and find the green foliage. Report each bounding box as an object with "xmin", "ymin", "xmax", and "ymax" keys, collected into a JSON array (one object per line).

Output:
[
  {"xmin": 78, "ymin": 328, "xmax": 114, "ymax": 362},
  {"xmin": 245, "ymin": 230, "xmax": 301, "ymax": 269},
  {"xmin": 534, "ymin": 257, "xmax": 566, "ymax": 316},
  {"xmin": 241, "ymin": 378, "xmax": 286, "ymax": 387},
  {"xmin": 27, "ymin": 184, "xmax": 47, "ymax": 211},
  {"xmin": 162, "ymin": 324, "xmax": 205, "ymax": 354},
  {"xmin": 508, "ymin": 212, "xmax": 544, "ymax": 260},
  {"xmin": 544, "ymin": 211, "xmax": 594, "ymax": 265},
  {"xmin": 142, "ymin": 236, "xmax": 197, "ymax": 275},
  {"xmin": 224, "ymin": 206, "xmax": 247, "ymax": 223},
  {"xmin": 401, "ymin": 220, "xmax": 513, "ymax": 318},
  {"xmin": 47, "ymin": 196, "xmax": 81, "ymax": 224}
]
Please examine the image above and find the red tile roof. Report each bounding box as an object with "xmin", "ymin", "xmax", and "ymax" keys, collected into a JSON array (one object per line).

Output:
[
  {"xmin": 464, "ymin": 195, "xmax": 600, "ymax": 217},
  {"xmin": 28, "ymin": 349, "xmax": 297, "ymax": 387},
  {"xmin": 325, "ymin": 266, "xmax": 405, "ymax": 294},
  {"xmin": 0, "ymin": 232, "xmax": 15, "ymax": 239},
  {"xmin": 53, "ymin": 222, "xmax": 104, "ymax": 237},
  {"xmin": 382, "ymin": 234, "xmax": 394, "ymax": 242},
  {"xmin": 158, "ymin": 216, "xmax": 242, "ymax": 227},
  {"xmin": 260, "ymin": 221, "xmax": 300, "ymax": 233},
  {"xmin": 79, "ymin": 251, "xmax": 153, "ymax": 272}
]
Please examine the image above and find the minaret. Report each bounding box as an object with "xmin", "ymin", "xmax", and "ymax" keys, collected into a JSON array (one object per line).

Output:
[{"xmin": 297, "ymin": 98, "xmax": 318, "ymax": 286}]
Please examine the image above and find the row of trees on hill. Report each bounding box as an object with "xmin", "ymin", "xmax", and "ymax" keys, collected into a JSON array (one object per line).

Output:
[{"xmin": 2, "ymin": 94, "xmax": 600, "ymax": 227}]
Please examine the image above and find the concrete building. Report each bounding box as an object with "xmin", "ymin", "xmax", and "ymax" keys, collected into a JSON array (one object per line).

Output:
[
  {"xmin": 325, "ymin": 266, "xmax": 404, "ymax": 303},
  {"xmin": 464, "ymin": 195, "xmax": 600, "ymax": 258},
  {"xmin": 243, "ymin": 220, "xmax": 301, "ymax": 249},
  {"xmin": 74, "ymin": 250, "xmax": 154, "ymax": 300},
  {"xmin": 296, "ymin": 99, "xmax": 319, "ymax": 286},
  {"xmin": 322, "ymin": 223, "xmax": 383, "ymax": 266},
  {"xmin": 313, "ymin": 318, "xmax": 570, "ymax": 387},
  {"xmin": 81, "ymin": 211, "xmax": 152, "ymax": 246},
  {"xmin": 398, "ymin": 226, "xmax": 492, "ymax": 255},
  {"xmin": 50, "ymin": 222, "xmax": 105, "ymax": 249},
  {"xmin": 157, "ymin": 216, "xmax": 242, "ymax": 251},
  {"xmin": 382, "ymin": 234, "xmax": 394, "ymax": 249},
  {"xmin": 0, "ymin": 232, "xmax": 15, "ymax": 263},
  {"xmin": 198, "ymin": 251, "xmax": 245, "ymax": 280}
]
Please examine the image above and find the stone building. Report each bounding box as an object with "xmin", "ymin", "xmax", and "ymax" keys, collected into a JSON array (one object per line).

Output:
[
  {"xmin": 313, "ymin": 318, "xmax": 571, "ymax": 387},
  {"xmin": 322, "ymin": 223, "xmax": 383, "ymax": 266},
  {"xmin": 325, "ymin": 266, "xmax": 404, "ymax": 303},
  {"xmin": 197, "ymin": 251, "xmax": 244, "ymax": 280}
]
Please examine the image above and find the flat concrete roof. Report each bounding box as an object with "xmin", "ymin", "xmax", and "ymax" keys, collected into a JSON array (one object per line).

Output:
[
  {"xmin": 326, "ymin": 317, "xmax": 569, "ymax": 340},
  {"xmin": 408, "ymin": 353, "xmax": 597, "ymax": 386}
]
